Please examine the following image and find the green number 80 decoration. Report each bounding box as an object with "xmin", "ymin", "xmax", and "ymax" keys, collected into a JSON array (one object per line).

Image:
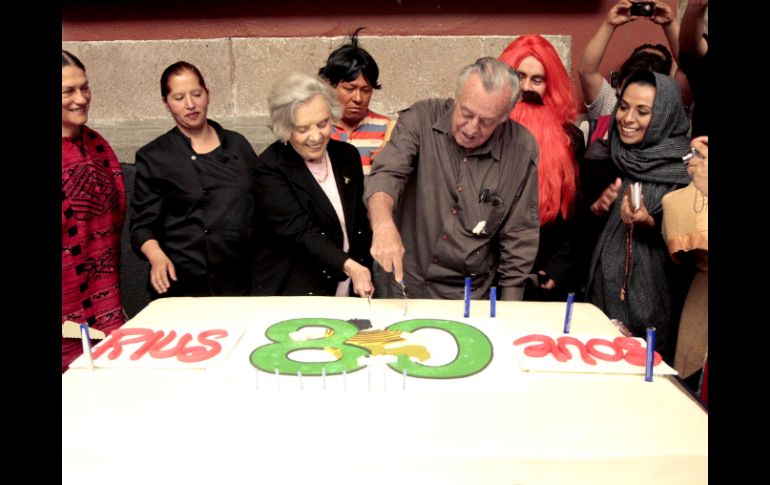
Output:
[
  {"xmin": 386, "ymin": 319, "xmax": 493, "ymax": 378},
  {"xmin": 250, "ymin": 318, "xmax": 368, "ymax": 375},
  {"xmin": 250, "ymin": 318, "xmax": 493, "ymax": 379}
]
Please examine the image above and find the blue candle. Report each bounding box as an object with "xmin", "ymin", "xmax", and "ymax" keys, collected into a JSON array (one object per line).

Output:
[
  {"xmin": 80, "ymin": 323, "xmax": 94, "ymax": 371},
  {"xmin": 645, "ymin": 327, "xmax": 656, "ymax": 382},
  {"xmin": 464, "ymin": 277, "xmax": 471, "ymax": 318},
  {"xmin": 490, "ymin": 286, "xmax": 497, "ymax": 318},
  {"xmin": 563, "ymin": 293, "xmax": 575, "ymax": 333}
]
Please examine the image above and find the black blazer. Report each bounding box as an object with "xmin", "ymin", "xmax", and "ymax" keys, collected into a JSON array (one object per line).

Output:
[
  {"xmin": 130, "ymin": 120, "xmax": 259, "ymax": 296},
  {"xmin": 251, "ymin": 139, "xmax": 373, "ymax": 296}
]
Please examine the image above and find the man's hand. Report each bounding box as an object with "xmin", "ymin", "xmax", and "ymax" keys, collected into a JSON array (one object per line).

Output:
[
  {"xmin": 370, "ymin": 223, "xmax": 405, "ymax": 283},
  {"xmin": 367, "ymin": 191, "xmax": 406, "ymax": 283}
]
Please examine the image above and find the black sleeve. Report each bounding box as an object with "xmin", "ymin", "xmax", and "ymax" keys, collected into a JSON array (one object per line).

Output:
[{"xmin": 128, "ymin": 147, "xmax": 164, "ymax": 259}]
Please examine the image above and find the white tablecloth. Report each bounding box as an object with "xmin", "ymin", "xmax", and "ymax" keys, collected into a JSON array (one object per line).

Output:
[{"xmin": 62, "ymin": 297, "xmax": 707, "ymax": 485}]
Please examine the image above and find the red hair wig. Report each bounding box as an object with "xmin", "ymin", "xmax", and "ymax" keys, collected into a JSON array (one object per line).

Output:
[
  {"xmin": 499, "ymin": 34, "xmax": 578, "ymax": 124},
  {"xmin": 499, "ymin": 34, "xmax": 579, "ymax": 225}
]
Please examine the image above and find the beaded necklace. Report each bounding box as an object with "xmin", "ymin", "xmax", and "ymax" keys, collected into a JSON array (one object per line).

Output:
[{"xmin": 307, "ymin": 152, "xmax": 330, "ymax": 183}]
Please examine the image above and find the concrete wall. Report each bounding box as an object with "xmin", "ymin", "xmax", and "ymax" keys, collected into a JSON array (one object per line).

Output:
[
  {"xmin": 62, "ymin": 0, "xmax": 686, "ymax": 90},
  {"xmin": 63, "ymin": 35, "xmax": 571, "ymax": 121},
  {"xmin": 63, "ymin": 35, "xmax": 571, "ymax": 162}
]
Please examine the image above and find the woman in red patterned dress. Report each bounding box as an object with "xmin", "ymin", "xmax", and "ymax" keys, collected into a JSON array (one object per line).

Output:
[{"xmin": 61, "ymin": 50, "xmax": 126, "ymax": 372}]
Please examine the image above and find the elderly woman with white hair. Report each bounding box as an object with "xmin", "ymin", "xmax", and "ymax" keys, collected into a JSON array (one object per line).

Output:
[{"xmin": 251, "ymin": 73, "xmax": 373, "ymax": 297}]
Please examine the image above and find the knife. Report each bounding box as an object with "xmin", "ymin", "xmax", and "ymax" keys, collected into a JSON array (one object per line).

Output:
[{"xmin": 397, "ymin": 280, "xmax": 408, "ymax": 317}]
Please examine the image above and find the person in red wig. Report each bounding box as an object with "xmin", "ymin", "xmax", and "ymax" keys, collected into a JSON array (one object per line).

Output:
[{"xmin": 499, "ymin": 34, "xmax": 585, "ymax": 301}]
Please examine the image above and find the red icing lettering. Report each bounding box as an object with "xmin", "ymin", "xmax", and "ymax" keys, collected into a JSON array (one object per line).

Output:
[
  {"xmin": 91, "ymin": 328, "xmax": 227, "ymax": 363},
  {"xmin": 556, "ymin": 336, "xmax": 596, "ymax": 365},
  {"xmin": 195, "ymin": 329, "xmax": 227, "ymax": 356},
  {"xmin": 92, "ymin": 328, "xmax": 155, "ymax": 360},
  {"xmin": 130, "ymin": 330, "xmax": 171, "ymax": 360},
  {"xmin": 148, "ymin": 331, "xmax": 186, "ymax": 359},
  {"xmin": 585, "ymin": 338, "xmax": 624, "ymax": 362},
  {"xmin": 513, "ymin": 334, "xmax": 663, "ymax": 368},
  {"xmin": 513, "ymin": 334, "xmax": 569, "ymax": 362},
  {"xmin": 176, "ymin": 330, "xmax": 227, "ymax": 363},
  {"xmin": 614, "ymin": 337, "xmax": 662, "ymax": 367}
]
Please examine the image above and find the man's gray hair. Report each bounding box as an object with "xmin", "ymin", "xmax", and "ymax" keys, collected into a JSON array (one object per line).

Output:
[
  {"xmin": 268, "ymin": 73, "xmax": 342, "ymax": 142},
  {"xmin": 455, "ymin": 57, "xmax": 520, "ymax": 117}
]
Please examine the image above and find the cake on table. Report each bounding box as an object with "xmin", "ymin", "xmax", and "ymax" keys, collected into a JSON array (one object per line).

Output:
[{"xmin": 63, "ymin": 296, "xmax": 706, "ymax": 485}]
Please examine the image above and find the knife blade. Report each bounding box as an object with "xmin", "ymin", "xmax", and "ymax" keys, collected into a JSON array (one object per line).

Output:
[{"xmin": 398, "ymin": 280, "xmax": 408, "ymax": 317}]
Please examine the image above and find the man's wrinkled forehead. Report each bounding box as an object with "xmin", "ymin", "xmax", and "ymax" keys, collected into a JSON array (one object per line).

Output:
[{"xmin": 458, "ymin": 75, "xmax": 511, "ymax": 109}]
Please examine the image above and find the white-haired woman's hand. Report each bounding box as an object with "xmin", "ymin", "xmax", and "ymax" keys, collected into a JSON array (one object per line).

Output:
[{"xmin": 343, "ymin": 259, "xmax": 373, "ymax": 297}]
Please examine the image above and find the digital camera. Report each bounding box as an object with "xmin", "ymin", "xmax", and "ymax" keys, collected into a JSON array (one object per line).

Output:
[
  {"xmin": 629, "ymin": 1, "xmax": 655, "ymax": 17},
  {"xmin": 682, "ymin": 147, "xmax": 703, "ymax": 165},
  {"xmin": 610, "ymin": 71, "xmax": 621, "ymax": 89}
]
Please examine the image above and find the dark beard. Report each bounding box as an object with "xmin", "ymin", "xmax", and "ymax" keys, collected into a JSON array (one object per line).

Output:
[{"xmin": 520, "ymin": 90, "xmax": 544, "ymax": 105}]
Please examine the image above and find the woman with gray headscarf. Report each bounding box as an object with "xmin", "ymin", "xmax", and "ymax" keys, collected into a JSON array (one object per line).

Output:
[{"xmin": 577, "ymin": 69, "xmax": 691, "ymax": 353}]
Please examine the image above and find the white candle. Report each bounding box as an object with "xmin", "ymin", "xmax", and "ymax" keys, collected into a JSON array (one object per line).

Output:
[
  {"xmin": 383, "ymin": 369, "xmax": 387, "ymax": 391},
  {"xmin": 275, "ymin": 368, "xmax": 280, "ymax": 390}
]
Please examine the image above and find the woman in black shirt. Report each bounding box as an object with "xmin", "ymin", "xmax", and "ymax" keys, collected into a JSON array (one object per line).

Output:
[{"xmin": 130, "ymin": 61, "xmax": 259, "ymax": 298}]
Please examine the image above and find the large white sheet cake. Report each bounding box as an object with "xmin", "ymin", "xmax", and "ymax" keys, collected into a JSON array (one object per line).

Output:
[{"xmin": 62, "ymin": 296, "xmax": 707, "ymax": 485}]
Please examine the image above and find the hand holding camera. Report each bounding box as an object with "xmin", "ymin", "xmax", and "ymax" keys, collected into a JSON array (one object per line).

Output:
[
  {"xmin": 687, "ymin": 136, "xmax": 708, "ymax": 196},
  {"xmin": 629, "ymin": 1, "xmax": 655, "ymax": 17},
  {"xmin": 605, "ymin": 0, "xmax": 636, "ymax": 27},
  {"xmin": 630, "ymin": 1, "xmax": 676, "ymax": 26}
]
